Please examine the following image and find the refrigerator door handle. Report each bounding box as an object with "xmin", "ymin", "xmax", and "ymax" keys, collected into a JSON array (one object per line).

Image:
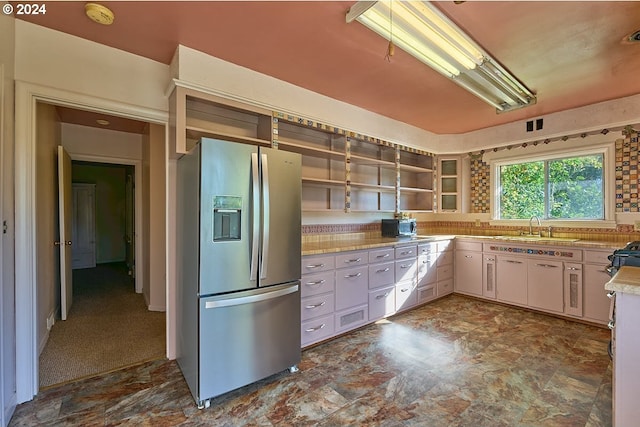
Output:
[
  {"xmin": 250, "ymin": 152, "xmax": 260, "ymax": 281},
  {"xmin": 204, "ymin": 284, "xmax": 299, "ymax": 309},
  {"xmin": 260, "ymin": 153, "xmax": 270, "ymax": 279}
]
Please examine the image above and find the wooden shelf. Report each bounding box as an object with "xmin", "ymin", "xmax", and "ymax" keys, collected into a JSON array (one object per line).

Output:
[
  {"xmin": 399, "ymin": 187, "xmax": 434, "ymax": 193},
  {"xmin": 278, "ymin": 140, "xmax": 345, "ymax": 160},
  {"xmin": 350, "ymin": 154, "xmax": 396, "ymax": 169},
  {"xmin": 350, "ymin": 182, "xmax": 396, "ymax": 192},
  {"xmin": 186, "ymin": 126, "xmax": 270, "ymax": 147},
  {"xmin": 399, "ymin": 163, "xmax": 433, "ymax": 173},
  {"xmin": 302, "ymin": 177, "xmax": 345, "ymax": 187}
]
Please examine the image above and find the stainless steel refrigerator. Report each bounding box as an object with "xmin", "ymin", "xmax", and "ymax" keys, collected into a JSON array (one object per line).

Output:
[{"xmin": 176, "ymin": 137, "xmax": 301, "ymax": 408}]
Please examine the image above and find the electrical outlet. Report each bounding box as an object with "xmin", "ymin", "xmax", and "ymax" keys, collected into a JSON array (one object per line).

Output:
[
  {"xmin": 475, "ymin": 219, "xmax": 481, "ymax": 227},
  {"xmin": 635, "ymin": 221, "xmax": 640, "ymax": 231}
]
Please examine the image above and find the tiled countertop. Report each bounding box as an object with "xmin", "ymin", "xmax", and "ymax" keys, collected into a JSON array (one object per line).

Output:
[
  {"xmin": 302, "ymin": 234, "xmax": 622, "ymax": 256},
  {"xmin": 605, "ymin": 266, "xmax": 640, "ymax": 295}
]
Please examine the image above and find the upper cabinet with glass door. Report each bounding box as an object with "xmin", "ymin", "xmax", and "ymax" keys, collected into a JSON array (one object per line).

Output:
[{"xmin": 439, "ymin": 157, "xmax": 460, "ymax": 212}]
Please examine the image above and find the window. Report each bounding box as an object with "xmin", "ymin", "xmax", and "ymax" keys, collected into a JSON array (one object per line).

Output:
[{"xmin": 497, "ymin": 154, "xmax": 604, "ymax": 220}]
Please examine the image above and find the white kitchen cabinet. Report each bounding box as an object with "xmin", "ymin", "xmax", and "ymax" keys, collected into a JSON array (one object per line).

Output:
[
  {"xmin": 301, "ymin": 294, "xmax": 335, "ymax": 322},
  {"xmin": 417, "ymin": 283, "xmax": 437, "ymax": 303},
  {"xmin": 301, "ymin": 270, "xmax": 335, "ymax": 298},
  {"xmin": 395, "ymin": 257, "xmax": 418, "ymax": 284},
  {"xmin": 563, "ymin": 262, "xmax": 583, "ymax": 317},
  {"xmin": 369, "ymin": 247, "xmax": 394, "ymax": 263},
  {"xmin": 496, "ymin": 256, "xmax": 528, "ymax": 306},
  {"xmin": 301, "ymin": 314, "xmax": 335, "ymax": 347},
  {"xmin": 395, "ymin": 281, "xmax": 418, "ymax": 311},
  {"xmin": 335, "ymin": 250, "xmax": 368, "ymax": 268},
  {"xmin": 368, "ymin": 261, "xmax": 395, "ymax": 289},
  {"xmin": 301, "ymin": 254, "xmax": 337, "ymax": 347},
  {"xmin": 368, "ymin": 285, "xmax": 396, "ymax": 321},
  {"xmin": 335, "ymin": 265, "xmax": 368, "ymax": 312},
  {"xmin": 395, "ymin": 244, "xmax": 418, "ymax": 259},
  {"xmin": 417, "ymin": 253, "xmax": 437, "ymax": 286},
  {"xmin": 527, "ymin": 259, "xmax": 564, "ymax": 313},
  {"xmin": 583, "ymin": 249, "xmax": 614, "ymax": 325},
  {"xmin": 482, "ymin": 254, "xmax": 496, "ymax": 299},
  {"xmin": 455, "ymin": 249, "xmax": 483, "ymax": 296},
  {"xmin": 437, "ymin": 279, "xmax": 454, "ymax": 296},
  {"xmin": 302, "ymin": 254, "xmax": 335, "ymax": 275}
]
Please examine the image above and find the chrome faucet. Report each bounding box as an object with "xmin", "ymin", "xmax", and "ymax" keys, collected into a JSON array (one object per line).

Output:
[{"xmin": 529, "ymin": 216, "xmax": 541, "ymax": 236}]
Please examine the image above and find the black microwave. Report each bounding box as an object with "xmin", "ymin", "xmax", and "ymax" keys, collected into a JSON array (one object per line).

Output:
[{"xmin": 381, "ymin": 219, "xmax": 417, "ymax": 238}]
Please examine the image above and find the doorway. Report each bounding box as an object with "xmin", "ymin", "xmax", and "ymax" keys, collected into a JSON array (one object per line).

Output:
[
  {"xmin": 14, "ymin": 82, "xmax": 172, "ymax": 403},
  {"xmin": 35, "ymin": 103, "xmax": 167, "ymax": 388}
]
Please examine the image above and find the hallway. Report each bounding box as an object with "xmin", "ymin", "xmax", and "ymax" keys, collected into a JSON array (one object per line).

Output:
[{"xmin": 38, "ymin": 263, "xmax": 165, "ymax": 388}]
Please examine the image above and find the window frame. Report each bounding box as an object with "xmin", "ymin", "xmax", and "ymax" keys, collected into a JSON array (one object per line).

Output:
[{"xmin": 489, "ymin": 143, "xmax": 615, "ymax": 226}]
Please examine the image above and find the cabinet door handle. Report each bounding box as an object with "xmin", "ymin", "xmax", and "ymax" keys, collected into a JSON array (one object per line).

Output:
[
  {"xmin": 375, "ymin": 292, "xmax": 391, "ymax": 299},
  {"xmin": 607, "ymin": 291, "xmax": 616, "ymax": 299},
  {"xmin": 305, "ymin": 279, "xmax": 326, "ymax": 286},
  {"xmin": 465, "ymin": 255, "xmax": 473, "ymax": 258},
  {"xmin": 344, "ymin": 272, "xmax": 362, "ymax": 278},
  {"xmin": 536, "ymin": 263, "xmax": 559, "ymax": 268},
  {"xmin": 485, "ymin": 258, "xmax": 495, "ymax": 261},
  {"xmin": 305, "ymin": 324, "xmax": 326, "ymax": 332},
  {"xmin": 566, "ymin": 267, "xmax": 580, "ymax": 271},
  {"xmin": 305, "ymin": 301, "xmax": 326, "ymax": 309},
  {"xmin": 400, "ymin": 288, "xmax": 410, "ymax": 292},
  {"xmin": 306, "ymin": 263, "xmax": 325, "ymax": 269},
  {"xmin": 400, "ymin": 250, "xmax": 413, "ymax": 255},
  {"xmin": 504, "ymin": 260, "xmax": 523, "ymax": 264},
  {"xmin": 344, "ymin": 258, "xmax": 362, "ymax": 264},
  {"xmin": 400, "ymin": 264, "xmax": 411, "ymax": 269},
  {"xmin": 376, "ymin": 254, "xmax": 390, "ymax": 258},
  {"xmin": 376, "ymin": 268, "xmax": 390, "ymax": 273}
]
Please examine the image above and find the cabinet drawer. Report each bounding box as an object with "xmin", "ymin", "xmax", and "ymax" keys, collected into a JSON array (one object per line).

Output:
[
  {"xmin": 301, "ymin": 314, "xmax": 335, "ymax": 347},
  {"xmin": 437, "ymin": 240, "xmax": 452, "ymax": 252},
  {"xmin": 302, "ymin": 255, "xmax": 335, "ymax": 274},
  {"xmin": 437, "ymin": 278, "xmax": 454, "ymax": 296},
  {"xmin": 335, "ymin": 304, "xmax": 368, "ymax": 333},
  {"xmin": 437, "ymin": 264, "xmax": 454, "ymax": 281},
  {"xmin": 395, "ymin": 259, "xmax": 418, "ymax": 283},
  {"xmin": 395, "ymin": 245, "xmax": 418, "ymax": 259},
  {"xmin": 437, "ymin": 251, "xmax": 454, "ymax": 267},
  {"xmin": 368, "ymin": 286, "xmax": 395, "ymax": 320},
  {"xmin": 417, "ymin": 254, "xmax": 437, "ymax": 286},
  {"xmin": 301, "ymin": 294, "xmax": 335, "ymax": 321},
  {"xmin": 418, "ymin": 243, "xmax": 437, "ymax": 256},
  {"xmin": 301, "ymin": 271, "xmax": 335, "ymax": 298},
  {"xmin": 369, "ymin": 261, "xmax": 395, "ymax": 289},
  {"xmin": 395, "ymin": 281, "xmax": 418, "ymax": 311},
  {"xmin": 336, "ymin": 251, "xmax": 368, "ymax": 268},
  {"xmin": 584, "ymin": 250, "xmax": 612, "ymax": 264},
  {"xmin": 369, "ymin": 247, "xmax": 394, "ymax": 263},
  {"xmin": 456, "ymin": 241, "xmax": 483, "ymax": 251},
  {"xmin": 417, "ymin": 283, "xmax": 437, "ymax": 304},
  {"xmin": 335, "ymin": 266, "xmax": 368, "ymax": 311}
]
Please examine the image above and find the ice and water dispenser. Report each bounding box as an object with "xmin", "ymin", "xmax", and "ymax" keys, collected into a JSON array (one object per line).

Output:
[{"xmin": 212, "ymin": 196, "xmax": 242, "ymax": 241}]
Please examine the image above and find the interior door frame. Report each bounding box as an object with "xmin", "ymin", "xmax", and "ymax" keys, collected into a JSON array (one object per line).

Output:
[
  {"xmin": 69, "ymin": 154, "xmax": 143, "ymax": 293},
  {"xmin": 14, "ymin": 81, "xmax": 168, "ymax": 403}
]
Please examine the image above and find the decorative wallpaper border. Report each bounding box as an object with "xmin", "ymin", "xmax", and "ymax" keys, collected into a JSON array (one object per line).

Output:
[
  {"xmin": 469, "ymin": 129, "xmax": 640, "ymax": 214},
  {"xmin": 273, "ymin": 111, "xmax": 434, "ymax": 157}
]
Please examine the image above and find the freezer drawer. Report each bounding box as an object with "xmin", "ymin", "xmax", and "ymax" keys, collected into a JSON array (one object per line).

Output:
[{"xmin": 195, "ymin": 283, "xmax": 301, "ymax": 403}]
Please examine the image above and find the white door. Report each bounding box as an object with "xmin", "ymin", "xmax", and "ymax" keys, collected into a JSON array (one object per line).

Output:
[
  {"xmin": 72, "ymin": 183, "xmax": 96, "ymax": 269},
  {"xmin": 57, "ymin": 146, "xmax": 73, "ymax": 320}
]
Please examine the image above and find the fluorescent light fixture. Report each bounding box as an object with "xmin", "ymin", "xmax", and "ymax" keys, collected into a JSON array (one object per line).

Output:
[{"xmin": 347, "ymin": 1, "xmax": 536, "ymax": 113}]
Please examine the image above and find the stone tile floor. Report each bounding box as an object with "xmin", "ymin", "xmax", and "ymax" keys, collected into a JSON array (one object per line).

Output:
[{"xmin": 10, "ymin": 295, "xmax": 612, "ymax": 426}]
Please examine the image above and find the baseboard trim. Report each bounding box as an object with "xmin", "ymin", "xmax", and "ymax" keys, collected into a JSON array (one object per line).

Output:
[{"xmin": 147, "ymin": 304, "xmax": 166, "ymax": 312}]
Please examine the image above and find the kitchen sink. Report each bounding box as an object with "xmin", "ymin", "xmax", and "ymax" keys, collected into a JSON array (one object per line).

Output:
[{"xmin": 493, "ymin": 235, "xmax": 580, "ymax": 243}]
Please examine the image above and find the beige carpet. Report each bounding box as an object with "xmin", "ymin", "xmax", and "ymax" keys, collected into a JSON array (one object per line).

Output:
[{"xmin": 39, "ymin": 262, "xmax": 166, "ymax": 388}]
